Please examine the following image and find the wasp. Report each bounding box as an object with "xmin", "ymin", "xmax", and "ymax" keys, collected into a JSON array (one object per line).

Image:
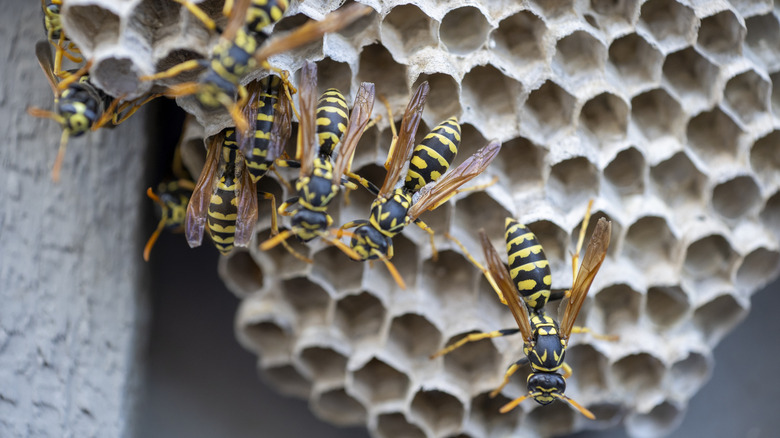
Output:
[
  {"xmin": 142, "ymin": 0, "xmax": 371, "ymax": 132},
  {"xmin": 259, "ymin": 61, "xmax": 375, "ymax": 260},
  {"xmin": 145, "ymin": 179, "xmax": 196, "ymax": 261},
  {"xmin": 339, "ymin": 82, "xmax": 501, "ymax": 289},
  {"xmin": 173, "ymin": 0, "xmax": 289, "ymax": 36},
  {"xmin": 28, "ymin": 41, "xmax": 159, "ymax": 182},
  {"xmin": 41, "ymin": 0, "xmax": 83, "ymax": 77},
  {"xmin": 431, "ymin": 202, "xmax": 614, "ymax": 419}
]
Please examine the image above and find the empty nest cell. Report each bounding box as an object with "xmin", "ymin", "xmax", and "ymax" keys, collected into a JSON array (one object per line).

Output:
[
  {"xmin": 491, "ymin": 10, "xmax": 546, "ymax": 71},
  {"xmin": 381, "ymin": 4, "xmax": 437, "ymax": 58},
  {"xmin": 683, "ymin": 234, "xmax": 736, "ymax": 283},
  {"xmin": 357, "ymin": 44, "xmax": 408, "ymax": 105},
  {"xmin": 469, "ymin": 392, "xmax": 521, "ymax": 437},
  {"xmin": 608, "ymin": 33, "xmax": 663, "ymax": 92},
  {"xmin": 439, "ymin": 6, "xmax": 491, "ymax": 55},
  {"xmin": 409, "ymin": 389, "xmax": 465, "ymax": 437},
  {"xmin": 594, "ymin": 283, "xmax": 642, "ymax": 333},
  {"xmin": 315, "ymin": 57, "xmax": 352, "ymax": 98},
  {"xmin": 547, "ymin": 157, "xmax": 599, "ymax": 212},
  {"xmin": 263, "ymin": 364, "xmax": 312, "ymax": 398},
  {"xmin": 376, "ymin": 413, "xmax": 425, "ymax": 438},
  {"xmin": 280, "ymin": 277, "xmax": 331, "ymax": 328},
  {"xmin": 311, "ymin": 387, "xmax": 366, "ymax": 426},
  {"xmin": 590, "ymin": 0, "xmax": 639, "ymax": 25},
  {"xmin": 240, "ymin": 320, "xmax": 291, "ymax": 358},
  {"xmin": 526, "ymin": 401, "xmax": 577, "ymax": 437},
  {"xmin": 623, "ymin": 215, "xmax": 679, "ymax": 276},
  {"xmin": 129, "ymin": 0, "xmax": 189, "ymax": 45},
  {"xmin": 626, "ymin": 401, "xmax": 683, "ymax": 437},
  {"xmin": 441, "ymin": 330, "xmax": 502, "ymax": 392},
  {"xmin": 62, "ymin": 4, "xmax": 120, "ymax": 52},
  {"xmin": 762, "ymin": 191, "xmax": 780, "ymax": 235},
  {"xmin": 631, "ymin": 88, "xmax": 685, "ymax": 142},
  {"xmin": 745, "ymin": 13, "xmax": 780, "ymax": 70},
  {"xmin": 670, "ymin": 352, "xmax": 710, "ymax": 398},
  {"xmin": 387, "ymin": 313, "xmax": 443, "ymax": 362},
  {"xmin": 351, "ymin": 357, "xmax": 410, "ymax": 404},
  {"xmin": 453, "ymin": 192, "xmax": 512, "ymax": 250},
  {"xmin": 604, "ymin": 147, "xmax": 645, "ymax": 195},
  {"xmin": 258, "ymin": 229, "xmax": 312, "ymax": 277},
  {"xmin": 219, "ymin": 250, "xmax": 264, "ymax": 296},
  {"xmin": 564, "ymin": 344, "xmax": 609, "ymax": 393},
  {"xmin": 750, "ymin": 130, "xmax": 780, "ymax": 188},
  {"xmin": 711, "ymin": 175, "xmax": 762, "ymax": 220},
  {"xmin": 313, "ymin": 245, "xmax": 364, "ymax": 291},
  {"xmin": 638, "ymin": 0, "xmax": 697, "ymax": 49},
  {"xmin": 724, "ymin": 70, "xmax": 771, "ymax": 125},
  {"xmin": 693, "ymin": 294, "xmax": 747, "ymax": 343},
  {"xmin": 662, "ymin": 48, "xmax": 720, "ymax": 111},
  {"xmin": 492, "ymin": 136, "xmax": 546, "ymax": 193},
  {"xmin": 422, "ymin": 250, "xmax": 477, "ymax": 308},
  {"xmin": 553, "ymin": 30, "xmax": 607, "ymax": 80},
  {"xmin": 696, "ymin": 10, "xmax": 745, "ymax": 56},
  {"xmin": 530, "ymin": 0, "xmax": 574, "ymax": 20},
  {"xmin": 523, "ymin": 80, "xmax": 576, "ymax": 142},
  {"xmin": 646, "ymin": 286, "xmax": 690, "ymax": 328},
  {"xmin": 579, "ymin": 92, "xmax": 629, "ymax": 141},
  {"xmin": 650, "ymin": 151, "xmax": 707, "ymax": 208},
  {"xmin": 298, "ymin": 346, "xmax": 348, "ymax": 381},
  {"xmin": 611, "ymin": 352, "xmax": 666, "ymax": 399},
  {"xmin": 334, "ymin": 291, "xmax": 385, "ymax": 342},
  {"xmin": 412, "ymin": 73, "xmax": 461, "ymax": 125},
  {"xmin": 461, "ymin": 65, "xmax": 520, "ymax": 136},
  {"xmin": 736, "ymin": 247, "xmax": 780, "ymax": 292}
]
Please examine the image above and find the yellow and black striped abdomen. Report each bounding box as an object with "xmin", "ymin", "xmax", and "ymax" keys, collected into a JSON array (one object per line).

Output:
[
  {"xmin": 207, "ymin": 130, "xmax": 241, "ymax": 254},
  {"xmin": 505, "ymin": 218, "xmax": 552, "ymax": 312},
  {"xmin": 404, "ymin": 117, "xmax": 460, "ymax": 192},
  {"xmin": 246, "ymin": 75, "xmax": 282, "ymax": 183},
  {"xmin": 245, "ymin": 0, "xmax": 289, "ymax": 35},
  {"xmin": 316, "ymin": 88, "xmax": 349, "ymax": 157}
]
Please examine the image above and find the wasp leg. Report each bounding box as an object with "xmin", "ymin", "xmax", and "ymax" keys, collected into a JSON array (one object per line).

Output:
[
  {"xmin": 278, "ymin": 197, "xmax": 298, "ymax": 217},
  {"xmin": 112, "ymin": 93, "xmax": 163, "ymax": 125},
  {"xmin": 412, "ymin": 217, "xmax": 438, "ymax": 261},
  {"xmin": 56, "ymin": 59, "xmax": 92, "ymax": 91},
  {"xmin": 570, "ymin": 199, "xmax": 595, "ymax": 289},
  {"xmin": 489, "ymin": 357, "xmax": 530, "ymax": 398},
  {"xmin": 446, "ymin": 232, "xmax": 508, "ymax": 305},
  {"xmin": 377, "ymin": 94, "xmax": 397, "ymax": 171},
  {"xmin": 345, "ymin": 171, "xmax": 380, "ymax": 196},
  {"xmin": 430, "ymin": 328, "xmax": 520, "ymax": 359},
  {"xmin": 260, "ymin": 191, "xmax": 312, "ymax": 263},
  {"xmin": 141, "ymin": 59, "xmax": 204, "ymax": 81},
  {"xmin": 172, "ymin": 0, "xmax": 218, "ymax": 30}
]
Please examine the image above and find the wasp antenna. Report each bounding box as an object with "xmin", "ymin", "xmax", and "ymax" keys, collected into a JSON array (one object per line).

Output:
[
  {"xmin": 556, "ymin": 394, "xmax": 595, "ymax": 420},
  {"xmin": 143, "ymin": 218, "xmax": 167, "ymax": 262},
  {"xmin": 51, "ymin": 129, "xmax": 70, "ymax": 182},
  {"xmin": 499, "ymin": 393, "xmax": 535, "ymax": 414},
  {"xmin": 374, "ymin": 249, "xmax": 406, "ymax": 289},
  {"xmin": 27, "ymin": 107, "xmax": 65, "ymax": 124}
]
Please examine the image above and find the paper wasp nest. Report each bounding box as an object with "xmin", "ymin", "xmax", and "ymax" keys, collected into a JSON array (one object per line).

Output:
[{"xmin": 63, "ymin": 0, "xmax": 780, "ymax": 436}]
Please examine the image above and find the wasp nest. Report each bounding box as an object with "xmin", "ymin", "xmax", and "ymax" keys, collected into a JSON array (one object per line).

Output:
[{"xmin": 63, "ymin": 0, "xmax": 780, "ymax": 436}]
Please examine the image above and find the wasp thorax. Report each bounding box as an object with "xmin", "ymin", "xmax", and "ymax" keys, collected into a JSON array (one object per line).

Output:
[{"xmin": 351, "ymin": 225, "xmax": 388, "ymax": 261}]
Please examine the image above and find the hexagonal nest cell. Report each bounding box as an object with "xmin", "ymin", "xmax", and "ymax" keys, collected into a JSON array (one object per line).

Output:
[{"xmin": 64, "ymin": 0, "xmax": 780, "ymax": 436}]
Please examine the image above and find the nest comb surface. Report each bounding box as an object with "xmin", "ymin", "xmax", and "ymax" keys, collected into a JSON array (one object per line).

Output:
[{"xmin": 63, "ymin": 0, "xmax": 780, "ymax": 436}]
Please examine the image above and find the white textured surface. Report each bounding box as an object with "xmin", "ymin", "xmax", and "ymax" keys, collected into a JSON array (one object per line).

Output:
[
  {"xmin": 60, "ymin": 0, "xmax": 780, "ymax": 436},
  {"xmin": 0, "ymin": 2, "xmax": 149, "ymax": 437}
]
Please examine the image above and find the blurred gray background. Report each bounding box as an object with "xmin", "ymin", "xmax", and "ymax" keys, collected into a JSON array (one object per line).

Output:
[{"xmin": 135, "ymin": 104, "xmax": 780, "ymax": 438}]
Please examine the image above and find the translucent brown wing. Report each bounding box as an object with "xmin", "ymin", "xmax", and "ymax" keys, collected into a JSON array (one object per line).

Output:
[
  {"xmin": 253, "ymin": 4, "xmax": 373, "ymax": 64},
  {"xmin": 185, "ymin": 133, "xmax": 223, "ymax": 247},
  {"xmin": 234, "ymin": 157, "xmax": 259, "ymax": 247},
  {"xmin": 236, "ymin": 79, "xmax": 262, "ymax": 158},
  {"xmin": 559, "ymin": 217, "xmax": 612, "ymax": 340},
  {"xmin": 480, "ymin": 229, "xmax": 533, "ymax": 343},
  {"xmin": 407, "ymin": 140, "xmax": 501, "ymax": 221},
  {"xmin": 267, "ymin": 80, "xmax": 293, "ymax": 161},
  {"xmin": 297, "ymin": 61, "xmax": 318, "ymax": 177},
  {"xmin": 35, "ymin": 40, "xmax": 59, "ymax": 96},
  {"xmin": 332, "ymin": 82, "xmax": 376, "ymax": 183},
  {"xmin": 221, "ymin": 0, "xmax": 251, "ymax": 41},
  {"xmin": 377, "ymin": 82, "xmax": 429, "ymax": 198}
]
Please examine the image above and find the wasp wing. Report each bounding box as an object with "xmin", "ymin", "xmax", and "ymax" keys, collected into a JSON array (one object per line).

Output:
[
  {"xmin": 559, "ymin": 217, "xmax": 612, "ymax": 340},
  {"xmin": 185, "ymin": 133, "xmax": 223, "ymax": 247},
  {"xmin": 221, "ymin": 0, "xmax": 251, "ymax": 41},
  {"xmin": 407, "ymin": 140, "xmax": 501, "ymax": 221},
  {"xmin": 236, "ymin": 79, "xmax": 262, "ymax": 158},
  {"xmin": 332, "ymin": 82, "xmax": 375, "ymax": 184},
  {"xmin": 296, "ymin": 61, "xmax": 318, "ymax": 177},
  {"xmin": 253, "ymin": 3, "xmax": 372, "ymax": 64},
  {"xmin": 35, "ymin": 40, "xmax": 59, "ymax": 96},
  {"xmin": 267, "ymin": 77, "xmax": 293, "ymax": 161},
  {"xmin": 234, "ymin": 157, "xmax": 259, "ymax": 247},
  {"xmin": 480, "ymin": 229, "xmax": 533, "ymax": 343},
  {"xmin": 377, "ymin": 82, "xmax": 429, "ymax": 198}
]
